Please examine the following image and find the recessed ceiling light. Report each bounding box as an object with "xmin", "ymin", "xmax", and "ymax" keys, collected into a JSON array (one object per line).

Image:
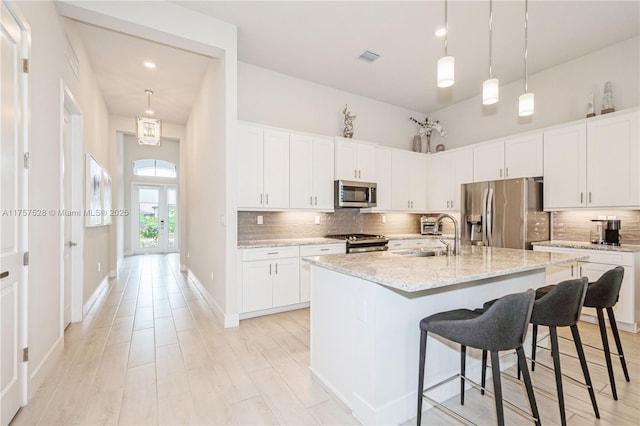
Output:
[
  {"xmin": 359, "ymin": 50, "xmax": 380, "ymax": 63},
  {"xmin": 143, "ymin": 61, "xmax": 156, "ymax": 69},
  {"xmin": 434, "ymin": 27, "xmax": 447, "ymax": 37}
]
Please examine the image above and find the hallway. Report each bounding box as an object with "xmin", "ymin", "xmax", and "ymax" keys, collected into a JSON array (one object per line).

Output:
[{"xmin": 10, "ymin": 254, "xmax": 640, "ymax": 425}]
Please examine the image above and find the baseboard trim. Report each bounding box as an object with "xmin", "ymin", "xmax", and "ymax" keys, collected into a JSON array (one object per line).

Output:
[
  {"xmin": 580, "ymin": 314, "xmax": 638, "ymax": 333},
  {"xmin": 239, "ymin": 302, "xmax": 310, "ymax": 320},
  {"xmin": 82, "ymin": 276, "xmax": 109, "ymax": 317},
  {"xmin": 187, "ymin": 269, "xmax": 239, "ymax": 328},
  {"xmin": 28, "ymin": 335, "xmax": 63, "ymax": 399}
]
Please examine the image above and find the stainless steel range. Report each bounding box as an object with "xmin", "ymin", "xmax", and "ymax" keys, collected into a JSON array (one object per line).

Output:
[{"xmin": 326, "ymin": 233, "xmax": 389, "ymax": 253}]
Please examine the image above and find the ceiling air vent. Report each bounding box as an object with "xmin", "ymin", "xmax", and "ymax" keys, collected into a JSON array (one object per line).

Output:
[{"xmin": 359, "ymin": 50, "xmax": 380, "ymax": 63}]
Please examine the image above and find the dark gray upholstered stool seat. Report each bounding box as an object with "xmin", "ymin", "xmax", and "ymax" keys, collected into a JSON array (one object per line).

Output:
[
  {"xmin": 417, "ymin": 290, "xmax": 540, "ymax": 426},
  {"xmin": 535, "ymin": 266, "xmax": 629, "ymax": 400},
  {"xmin": 481, "ymin": 278, "xmax": 598, "ymax": 425}
]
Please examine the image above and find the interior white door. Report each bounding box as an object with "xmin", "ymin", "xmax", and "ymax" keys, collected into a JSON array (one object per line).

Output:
[
  {"xmin": 62, "ymin": 110, "xmax": 72, "ymax": 327},
  {"xmin": 1, "ymin": 2, "xmax": 26, "ymax": 423}
]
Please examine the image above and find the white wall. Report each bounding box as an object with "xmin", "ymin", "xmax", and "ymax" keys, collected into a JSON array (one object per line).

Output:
[
  {"xmin": 238, "ymin": 61, "xmax": 429, "ymax": 150},
  {"xmin": 15, "ymin": 0, "xmax": 110, "ymax": 393},
  {"xmin": 431, "ymin": 37, "xmax": 640, "ymax": 148}
]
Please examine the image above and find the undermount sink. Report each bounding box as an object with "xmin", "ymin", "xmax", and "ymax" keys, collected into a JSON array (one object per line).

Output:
[{"xmin": 394, "ymin": 248, "xmax": 448, "ymax": 257}]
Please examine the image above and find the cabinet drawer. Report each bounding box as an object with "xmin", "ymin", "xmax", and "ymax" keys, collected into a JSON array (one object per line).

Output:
[
  {"xmin": 584, "ymin": 251, "xmax": 632, "ymax": 266},
  {"xmin": 407, "ymin": 239, "xmax": 445, "ymax": 249},
  {"xmin": 388, "ymin": 240, "xmax": 409, "ymax": 250},
  {"xmin": 242, "ymin": 246, "xmax": 300, "ymax": 261},
  {"xmin": 300, "ymin": 243, "xmax": 345, "ymax": 256}
]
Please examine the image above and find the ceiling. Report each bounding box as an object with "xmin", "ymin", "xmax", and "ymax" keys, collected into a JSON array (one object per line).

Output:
[{"xmin": 70, "ymin": 1, "xmax": 639, "ymax": 124}]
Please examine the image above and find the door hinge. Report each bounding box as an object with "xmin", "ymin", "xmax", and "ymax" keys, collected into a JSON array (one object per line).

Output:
[
  {"xmin": 23, "ymin": 347, "xmax": 29, "ymax": 362},
  {"xmin": 23, "ymin": 152, "xmax": 30, "ymax": 169},
  {"xmin": 23, "ymin": 251, "xmax": 29, "ymax": 266},
  {"xmin": 23, "ymin": 58, "xmax": 29, "ymax": 73}
]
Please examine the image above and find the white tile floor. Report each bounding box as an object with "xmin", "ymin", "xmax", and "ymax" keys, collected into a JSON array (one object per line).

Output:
[{"xmin": 11, "ymin": 253, "xmax": 640, "ymax": 425}]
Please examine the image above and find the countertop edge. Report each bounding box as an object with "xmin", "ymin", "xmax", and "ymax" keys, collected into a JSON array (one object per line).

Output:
[{"xmin": 532, "ymin": 240, "xmax": 640, "ymax": 253}]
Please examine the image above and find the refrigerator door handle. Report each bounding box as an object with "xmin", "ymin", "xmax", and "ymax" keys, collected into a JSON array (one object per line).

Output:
[
  {"xmin": 486, "ymin": 188, "xmax": 494, "ymax": 246},
  {"xmin": 481, "ymin": 188, "xmax": 489, "ymax": 246}
]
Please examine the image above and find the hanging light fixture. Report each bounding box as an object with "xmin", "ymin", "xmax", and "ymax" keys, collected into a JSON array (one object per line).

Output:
[
  {"xmin": 482, "ymin": 0, "xmax": 499, "ymax": 105},
  {"xmin": 518, "ymin": 0, "xmax": 534, "ymax": 116},
  {"xmin": 437, "ymin": 0, "xmax": 454, "ymax": 88},
  {"xmin": 137, "ymin": 89, "xmax": 162, "ymax": 146}
]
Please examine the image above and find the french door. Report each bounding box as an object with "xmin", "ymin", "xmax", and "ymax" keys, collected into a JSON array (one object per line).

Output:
[{"xmin": 132, "ymin": 184, "xmax": 178, "ymax": 254}]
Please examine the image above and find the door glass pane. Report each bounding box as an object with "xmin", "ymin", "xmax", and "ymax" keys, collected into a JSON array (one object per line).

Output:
[
  {"xmin": 167, "ymin": 188, "xmax": 176, "ymax": 249},
  {"xmin": 139, "ymin": 188, "xmax": 159, "ymax": 248}
]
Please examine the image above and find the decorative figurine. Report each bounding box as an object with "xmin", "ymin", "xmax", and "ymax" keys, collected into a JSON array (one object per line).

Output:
[
  {"xmin": 342, "ymin": 104, "xmax": 356, "ymax": 138},
  {"xmin": 586, "ymin": 93, "xmax": 595, "ymax": 118},
  {"xmin": 601, "ymin": 81, "xmax": 615, "ymax": 114},
  {"xmin": 409, "ymin": 116, "xmax": 447, "ymax": 154}
]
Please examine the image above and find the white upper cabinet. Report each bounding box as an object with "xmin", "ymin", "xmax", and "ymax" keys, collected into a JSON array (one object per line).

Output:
[
  {"xmin": 426, "ymin": 148, "xmax": 473, "ymax": 211},
  {"xmin": 543, "ymin": 109, "xmax": 639, "ymax": 210},
  {"xmin": 289, "ymin": 133, "xmax": 334, "ymax": 210},
  {"xmin": 391, "ymin": 149, "xmax": 427, "ymax": 211},
  {"xmin": 473, "ymin": 134, "xmax": 542, "ymax": 182},
  {"xmin": 372, "ymin": 147, "xmax": 392, "ymax": 211},
  {"xmin": 238, "ymin": 124, "xmax": 290, "ymax": 210},
  {"xmin": 334, "ymin": 137, "xmax": 376, "ymax": 182}
]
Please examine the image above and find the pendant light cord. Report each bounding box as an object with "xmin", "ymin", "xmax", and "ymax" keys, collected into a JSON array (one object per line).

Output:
[
  {"xmin": 488, "ymin": 0, "xmax": 493, "ymax": 78},
  {"xmin": 524, "ymin": 0, "xmax": 529, "ymax": 93},
  {"xmin": 444, "ymin": 0, "xmax": 448, "ymax": 56}
]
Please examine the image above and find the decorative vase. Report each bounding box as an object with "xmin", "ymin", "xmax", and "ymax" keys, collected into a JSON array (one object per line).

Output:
[
  {"xmin": 412, "ymin": 135, "xmax": 422, "ymax": 152},
  {"xmin": 425, "ymin": 133, "xmax": 432, "ymax": 154}
]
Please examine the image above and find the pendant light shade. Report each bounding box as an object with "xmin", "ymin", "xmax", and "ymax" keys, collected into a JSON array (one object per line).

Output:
[
  {"xmin": 518, "ymin": 0, "xmax": 534, "ymax": 117},
  {"xmin": 482, "ymin": 0, "xmax": 499, "ymax": 105},
  {"xmin": 437, "ymin": 56, "xmax": 455, "ymax": 88},
  {"xmin": 483, "ymin": 78, "xmax": 499, "ymax": 105},
  {"xmin": 519, "ymin": 92, "xmax": 535, "ymax": 116},
  {"xmin": 437, "ymin": 0, "xmax": 454, "ymax": 88}
]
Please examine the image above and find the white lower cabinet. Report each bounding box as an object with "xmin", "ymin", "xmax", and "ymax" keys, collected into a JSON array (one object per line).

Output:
[
  {"xmin": 533, "ymin": 245, "xmax": 639, "ymax": 332},
  {"xmin": 241, "ymin": 246, "xmax": 300, "ymax": 313},
  {"xmin": 299, "ymin": 243, "xmax": 346, "ymax": 303},
  {"xmin": 388, "ymin": 238, "xmax": 446, "ymax": 251}
]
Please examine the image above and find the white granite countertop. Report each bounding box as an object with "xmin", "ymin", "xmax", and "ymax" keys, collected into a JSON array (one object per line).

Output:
[
  {"xmin": 303, "ymin": 246, "xmax": 586, "ymax": 293},
  {"xmin": 386, "ymin": 233, "xmax": 455, "ymax": 240},
  {"xmin": 238, "ymin": 237, "xmax": 344, "ymax": 249},
  {"xmin": 533, "ymin": 240, "xmax": 640, "ymax": 253}
]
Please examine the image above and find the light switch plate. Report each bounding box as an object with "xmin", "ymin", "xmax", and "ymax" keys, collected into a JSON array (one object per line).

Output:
[
  {"xmin": 315, "ymin": 216, "xmax": 320, "ymax": 225},
  {"xmin": 257, "ymin": 215, "xmax": 263, "ymax": 225}
]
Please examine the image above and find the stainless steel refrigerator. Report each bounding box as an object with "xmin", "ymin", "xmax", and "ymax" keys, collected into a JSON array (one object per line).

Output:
[{"xmin": 460, "ymin": 177, "xmax": 549, "ymax": 250}]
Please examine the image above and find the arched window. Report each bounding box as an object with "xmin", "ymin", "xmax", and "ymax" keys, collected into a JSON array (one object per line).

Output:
[{"xmin": 133, "ymin": 159, "xmax": 176, "ymax": 178}]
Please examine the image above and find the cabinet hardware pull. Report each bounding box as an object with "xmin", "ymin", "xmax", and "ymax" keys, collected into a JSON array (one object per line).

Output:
[
  {"xmin": 571, "ymin": 264, "xmax": 574, "ymax": 276},
  {"xmin": 354, "ymin": 169, "xmax": 357, "ymax": 178},
  {"xmin": 450, "ymin": 200, "xmax": 454, "ymax": 208},
  {"xmin": 266, "ymin": 194, "xmax": 269, "ymax": 205},
  {"xmin": 320, "ymin": 248, "xmax": 329, "ymax": 251},
  {"xmin": 588, "ymin": 192, "xmax": 592, "ymax": 203},
  {"xmin": 315, "ymin": 196, "xmax": 317, "ymax": 205},
  {"xmin": 499, "ymin": 168, "xmax": 503, "ymax": 178},
  {"xmin": 269, "ymin": 264, "xmax": 272, "ymax": 275},
  {"xmin": 0, "ymin": 271, "xmax": 8, "ymax": 279},
  {"xmin": 358, "ymin": 170, "xmax": 361, "ymax": 179},
  {"xmin": 260, "ymin": 193, "xmax": 263, "ymax": 204},
  {"xmin": 267, "ymin": 252, "xmax": 278, "ymax": 255},
  {"xmin": 580, "ymin": 192, "xmax": 583, "ymax": 203},
  {"xmin": 275, "ymin": 263, "xmax": 278, "ymax": 274},
  {"xmin": 407, "ymin": 201, "xmax": 410, "ymax": 208},
  {"xmin": 506, "ymin": 168, "xmax": 509, "ymax": 177}
]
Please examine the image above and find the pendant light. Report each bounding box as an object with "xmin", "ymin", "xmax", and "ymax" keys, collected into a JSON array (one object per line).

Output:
[
  {"xmin": 518, "ymin": 0, "xmax": 534, "ymax": 116},
  {"xmin": 437, "ymin": 0, "xmax": 454, "ymax": 88},
  {"xmin": 137, "ymin": 89, "xmax": 162, "ymax": 146},
  {"xmin": 482, "ymin": 0, "xmax": 499, "ymax": 105}
]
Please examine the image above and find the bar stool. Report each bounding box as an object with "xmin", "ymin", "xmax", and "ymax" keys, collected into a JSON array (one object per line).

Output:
[
  {"xmin": 417, "ymin": 290, "xmax": 539, "ymax": 426},
  {"xmin": 536, "ymin": 266, "xmax": 629, "ymax": 400},
  {"xmin": 525, "ymin": 278, "xmax": 599, "ymax": 425}
]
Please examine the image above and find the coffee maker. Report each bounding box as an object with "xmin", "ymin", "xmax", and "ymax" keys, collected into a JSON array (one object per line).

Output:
[{"xmin": 605, "ymin": 219, "xmax": 621, "ymax": 246}]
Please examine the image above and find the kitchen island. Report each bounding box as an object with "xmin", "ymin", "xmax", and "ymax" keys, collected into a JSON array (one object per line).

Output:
[{"xmin": 303, "ymin": 246, "xmax": 586, "ymax": 425}]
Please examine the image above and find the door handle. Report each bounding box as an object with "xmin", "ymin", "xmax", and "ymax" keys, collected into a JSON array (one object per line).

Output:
[{"xmin": 0, "ymin": 271, "xmax": 8, "ymax": 280}]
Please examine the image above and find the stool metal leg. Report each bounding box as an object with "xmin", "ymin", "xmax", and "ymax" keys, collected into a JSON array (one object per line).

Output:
[
  {"xmin": 481, "ymin": 349, "xmax": 487, "ymax": 395},
  {"xmin": 417, "ymin": 330, "xmax": 427, "ymax": 426},
  {"xmin": 571, "ymin": 324, "xmax": 600, "ymax": 418},
  {"xmin": 490, "ymin": 351, "xmax": 505, "ymax": 426},
  {"xmin": 461, "ymin": 345, "xmax": 466, "ymax": 405},
  {"xmin": 517, "ymin": 346, "xmax": 541, "ymax": 426},
  {"xmin": 549, "ymin": 326, "xmax": 567, "ymax": 426},
  {"xmin": 531, "ymin": 324, "xmax": 538, "ymax": 372},
  {"xmin": 596, "ymin": 308, "xmax": 618, "ymax": 400},
  {"xmin": 607, "ymin": 307, "xmax": 630, "ymax": 382}
]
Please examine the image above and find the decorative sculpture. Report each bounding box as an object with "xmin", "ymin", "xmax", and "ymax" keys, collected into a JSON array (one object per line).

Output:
[
  {"xmin": 410, "ymin": 116, "xmax": 447, "ymax": 154},
  {"xmin": 601, "ymin": 82, "xmax": 615, "ymax": 114},
  {"xmin": 342, "ymin": 104, "xmax": 356, "ymax": 138}
]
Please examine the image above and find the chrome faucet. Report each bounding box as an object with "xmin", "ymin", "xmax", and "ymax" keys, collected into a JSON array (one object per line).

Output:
[{"xmin": 435, "ymin": 213, "xmax": 460, "ymax": 255}]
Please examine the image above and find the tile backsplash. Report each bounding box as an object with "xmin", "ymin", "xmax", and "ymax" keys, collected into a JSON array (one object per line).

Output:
[
  {"xmin": 551, "ymin": 210, "xmax": 640, "ymax": 245},
  {"xmin": 237, "ymin": 210, "xmax": 424, "ymax": 241}
]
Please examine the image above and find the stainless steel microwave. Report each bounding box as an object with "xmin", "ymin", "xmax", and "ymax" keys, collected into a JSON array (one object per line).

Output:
[{"xmin": 334, "ymin": 180, "xmax": 377, "ymax": 208}]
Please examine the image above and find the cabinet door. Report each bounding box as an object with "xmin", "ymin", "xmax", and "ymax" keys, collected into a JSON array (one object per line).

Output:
[
  {"xmin": 579, "ymin": 262, "xmax": 633, "ymax": 325},
  {"xmin": 238, "ymin": 125, "xmax": 264, "ymax": 208},
  {"xmin": 544, "ymin": 263, "xmax": 576, "ymax": 286},
  {"xmin": 450, "ymin": 149, "xmax": 473, "ymax": 210},
  {"xmin": 312, "ymin": 137, "xmax": 335, "ymax": 210},
  {"xmin": 289, "ymin": 134, "xmax": 314, "ymax": 209},
  {"xmin": 242, "ymin": 260, "xmax": 272, "ymax": 312},
  {"xmin": 373, "ymin": 147, "xmax": 392, "ymax": 211},
  {"xmin": 473, "ymin": 140, "xmax": 504, "ymax": 182},
  {"xmin": 263, "ymin": 129, "xmax": 290, "ymax": 208},
  {"xmin": 426, "ymin": 153, "xmax": 450, "ymax": 211},
  {"xmin": 587, "ymin": 111, "xmax": 640, "ymax": 208},
  {"xmin": 335, "ymin": 138, "xmax": 357, "ymax": 180},
  {"xmin": 391, "ymin": 151, "xmax": 411, "ymax": 210},
  {"xmin": 272, "ymin": 257, "xmax": 300, "ymax": 307},
  {"xmin": 409, "ymin": 154, "xmax": 427, "ymax": 211},
  {"xmin": 505, "ymin": 133, "xmax": 543, "ymax": 179},
  {"xmin": 357, "ymin": 143, "xmax": 376, "ymax": 182},
  {"xmin": 543, "ymin": 123, "xmax": 587, "ymax": 209}
]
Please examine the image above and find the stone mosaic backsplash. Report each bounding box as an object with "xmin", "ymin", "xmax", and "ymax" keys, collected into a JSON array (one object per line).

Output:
[{"xmin": 551, "ymin": 210, "xmax": 640, "ymax": 245}]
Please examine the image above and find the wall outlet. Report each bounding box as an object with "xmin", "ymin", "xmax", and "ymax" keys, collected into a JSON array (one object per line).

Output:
[
  {"xmin": 97, "ymin": 262, "xmax": 101, "ymax": 272},
  {"xmin": 314, "ymin": 215, "xmax": 320, "ymax": 225},
  {"xmin": 381, "ymin": 215, "xmax": 386, "ymax": 223},
  {"xmin": 257, "ymin": 215, "xmax": 263, "ymax": 225}
]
